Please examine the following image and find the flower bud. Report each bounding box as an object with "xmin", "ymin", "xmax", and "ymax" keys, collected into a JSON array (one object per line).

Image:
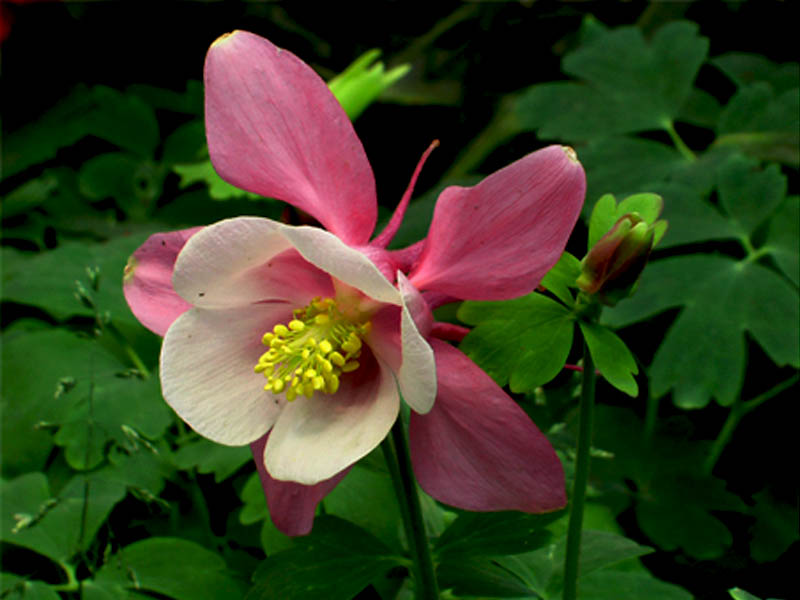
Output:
[{"xmin": 577, "ymin": 213, "xmax": 657, "ymax": 306}]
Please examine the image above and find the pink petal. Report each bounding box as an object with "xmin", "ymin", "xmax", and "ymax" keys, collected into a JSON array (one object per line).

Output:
[
  {"xmin": 409, "ymin": 339, "xmax": 566, "ymax": 512},
  {"xmin": 408, "ymin": 145, "xmax": 585, "ymax": 300},
  {"xmin": 160, "ymin": 304, "xmax": 291, "ymax": 445},
  {"xmin": 265, "ymin": 348, "xmax": 399, "ymax": 484},
  {"xmin": 123, "ymin": 227, "xmax": 202, "ymax": 335},
  {"xmin": 204, "ymin": 30, "xmax": 377, "ymax": 245},
  {"xmin": 250, "ymin": 433, "xmax": 349, "ymax": 537},
  {"xmin": 172, "ymin": 217, "xmax": 334, "ymax": 309}
]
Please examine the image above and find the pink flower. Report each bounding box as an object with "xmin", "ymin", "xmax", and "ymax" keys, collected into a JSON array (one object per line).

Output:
[{"xmin": 123, "ymin": 30, "xmax": 585, "ymax": 536}]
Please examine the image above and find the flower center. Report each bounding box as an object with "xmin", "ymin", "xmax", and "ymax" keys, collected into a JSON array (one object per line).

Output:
[{"xmin": 254, "ymin": 297, "xmax": 371, "ymax": 401}]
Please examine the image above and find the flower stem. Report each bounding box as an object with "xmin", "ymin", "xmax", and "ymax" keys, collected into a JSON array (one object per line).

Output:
[
  {"xmin": 664, "ymin": 120, "xmax": 696, "ymax": 162},
  {"xmin": 381, "ymin": 418, "xmax": 439, "ymax": 600},
  {"xmin": 563, "ymin": 338, "xmax": 597, "ymax": 600},
  {"xmin": 703, "ymin": 374, "xmax": 799, "ymax": 476}
]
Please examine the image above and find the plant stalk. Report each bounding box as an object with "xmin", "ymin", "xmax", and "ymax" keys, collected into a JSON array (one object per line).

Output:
[
  {"xmin": 563, "ymin": 339, "xmax": 597, "ymax": 600},
  {"xmin": 381, "ymin": 418, "xmax": 439, "ymax": 600}
]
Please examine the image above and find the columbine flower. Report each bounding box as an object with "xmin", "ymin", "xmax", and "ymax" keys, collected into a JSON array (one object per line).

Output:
[{"xmin": 123, "ymin": 30, "xmax": 585, "ymax": 536}]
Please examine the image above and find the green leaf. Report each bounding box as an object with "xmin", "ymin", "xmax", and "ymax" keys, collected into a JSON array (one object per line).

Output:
[
  {"xmin": 2, "ymin": 231, "xmax": 158, "ymax": 323},
  {"xmin": 497, "ymin": 530, "xmax": 653, "ymax": 598},
  {"xmin": 715, "ymin": 83, "xmax": 800, "ymax": 167},
  {"xmin": 1, "ymin": 575, "xmax": 61, "ymax": 600},
  {"xmin": 0, "ymin": 172, "xmax": 60, "ymax": 219},
  {"xmin": 161, "ymin": 120, "xmax": 207, "ymax": 165},
  {"xmin": 127, "ymin": 81, "xmax": 204, "ymax": 115},
  {"xmin": 579, "ymin": 571, "xmax": 692, "ymax": 600},
  {"xmin": 540, "ymin": 252, "xmax": 581, "ymax": 306},
  {"xmin": 603, "ymin": 256, "xmax": 799, "ymax": 408},
  {"xmin": 517, "ymin": 21, "xmax": 708, "ymax": 140},
  {"xmin": 712, "ymin": 52, "xmax": 800, "ymax": 93},
  {"xmin": 765, "ymin": 196, "xmax": 799, "ymax": 286},
  {"xmin": 728, "ymin": 589, "xmax": 763, "ymax": 600},
  {"xmin": 93, "ymin": 537, "xmax": 247, "ymax": 599},
  {"xmin": 589, "ymin": 406, "xmax": 747, "ymax": 559},
  {"xmin": 458, "ymin": 294, "xmax": 575, "ymax": 392},
  {"xmin": 324, "ymin": 461, "xmax": 403, "ymax": 551},
  {"xmin": 716, "ymin": 154, "xmax": 787, "ymax": 236},
  {"xmin": 1, "ymin": 472, "xmax": 125, "ymax": 563},
  {"xmin": 173, "ymin": 438, "xmax": 252, "ymax": 483},
  {"xmin": 579, "ymin": 321, "xmax": 638, "ymax": 397},
  {"xmin": 0, "ymin": 328, "xmax": 120, "ymax": 475},
  {"xmin": 749, "ymin": 489, "xmax": 800, "ymax": 563},
  {"xmin": 328, "ymin": 49, "xmax": 410, "ymax": 120},
  {"xmin": 434, "ymin": 511, "xmax": 560, "ymax": 560},
  {"xmin": 436, "ymin": 559, "xmax": 538, "ymax": 598},
  {"xmin": 173, "ymin": 160, "xmax": 262, "ymax": 200},
  {"xmin": 247, "ymin": 516, "xmax": 404, "ymax": 600}
]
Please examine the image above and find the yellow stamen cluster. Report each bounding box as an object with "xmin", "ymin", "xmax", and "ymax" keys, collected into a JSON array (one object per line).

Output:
[{"xmin": 254, "ymin": 297, "xmax": 371, "ymax": 402}]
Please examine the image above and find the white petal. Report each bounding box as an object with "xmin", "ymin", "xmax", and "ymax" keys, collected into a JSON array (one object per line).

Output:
[
  {"xmin": 264, "ymin": 352, "xmax": 399, "ymax": 484},
  {"xmin": 397, "ymin": 272, "xmax": 437, "ymax": 414},
  {"xmin": 160, "ymin": 304, "xmax": 291, "ymax": 445},
  {"xmin": 280, "ymin": 225, "xmax": 401, "ymax": 305},
  {"xmin": 172, "ymin": 217, "xmax": 295, "ymax": 308}
]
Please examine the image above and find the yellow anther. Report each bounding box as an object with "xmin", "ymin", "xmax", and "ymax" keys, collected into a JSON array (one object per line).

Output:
[
  {"xmin": 262, "ymin": 332, "xmax": 274, "ymax": 344},
  {"xmin": 328, "ymin": 374, "xmax": 340, "ymax": 394},
  {"xmin": 329, "ymin": 352, "xmax": 345, "ymax": 367},
  {"xmin": 272, "ymin": 378, "xmax": 285, "ymax": 393},
  {"xmin": 320, "ymin": 358, "xmax": 333, "ymax": 373},
  {"xmin": 314, "ymin": 313, "xmax": 330, "ymax": 325},
  {"xmin": 313, "ymin": 376, "xmax": 325, "ymax": 390},
  {"xmin": 289, "ymin": 319, "xmax": 305, "ymax": 331},
  {"xmin": 286, "ymin": 388, "xmax": 298, "ymax": 402},
  {"xmin": 342, "ymin": 361, "xmax": 360, "ymax": 373},
  {"xmin": 318, "ymin": 339, "xmax": 333, "ymax": 354},
  {"xmin": 273, "ymin": 324, "xmax": 289, "ymax": 336},
  {"xmin": 304, "ymin": 369, "xmax": 317, "ymax": 380}
]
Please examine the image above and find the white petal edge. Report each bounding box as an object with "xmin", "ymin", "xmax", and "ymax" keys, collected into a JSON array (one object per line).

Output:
[
  {"xmin": 397, "ymin": 272, "xmax": 437, "ymax": 414},
  {"xmin": 172, "ymin": 217, "xmax": 294, "ymax": 308},
  {"xmin": 280, "ymin": 225, "xmax": 401, "ymax": 305},
  {"xmin": 160, "ymin": 304, "xmax": 290, "ymax": 445},
  {"xmin": 264, "ymin": 357, "xmax": 400, "ymax": 484}
]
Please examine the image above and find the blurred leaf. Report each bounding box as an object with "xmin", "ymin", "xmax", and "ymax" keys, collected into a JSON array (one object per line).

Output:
[
  {"xmin": 79, "ymin": 152, "xmax": 165, "ymax": 218},
  {"xmin": 517, "ymin": 21, "xmax": 708, "ymax": 140},
  {"xmin": 239, "ymin": 473, "xmax": 269, "ymax": 526},
  {"xmin": 749, "ymin": 489, "xmax": 800, "ymax": 563},
  {"xmin": 437, "ymin": 559, "xmax": 537, "ymax": 598},
  {"xmin": 715, "ymin": 83, "xmax": 800, "ymax": 167},
  {"xmin": 712, "ymin": 53, "xmax": 800, "ymax": 93},
  {"xmin": 677, "ymin": 88, "xmax": 723, "ymax": 129},
  {"xmin": 0, "ymin": 328, "xmax": 120, "ymax": 476},
  {"xmin": 604, "ymin": 256, "xmax": 799, "ymax": 408},
  {"xmin": 247, "ymin": 516, "xmax": 404, "ymax": 600},
  {"xmin": 579, "ymin": 321, "xmax": 639, "ymax": 397},
  {"xmin": 434, "ymin": 511, "xmax": 559, "ymax": 560},
  {"xmin": 1, "ymin": 472, "xmax": 125, "ymax": 563},
  {"xmin": 458, "ymin": 293, "xmax": 575, "ymax": 392},
  {"xmin": 161, "ymin": 120, "xmax": 207, "ymax": 165},
  {"xmin": 173, "ymin": 161, "xmax": 261, "ymax": 200},
  {"xmin": 328, "ymin": 49, "xmax": 411, "ymax": 120},
  {"xmin": 728, "ymin": 589, "xmax": 765, "ymax": 600},
  {"xmin": 92, "ymin": 537, "xmax": 247, "ymax": 599},
  {"xmin": 127, "ymin": 81, "xmax": 204, "ymax": 115},
  {"xmin": 0, "ymin": 172, "xmax": 59, "ymax": 219},
  {"xmin": 90, "ymin": 86, "xmax": 160, "ymax": 157},
  {"xmin": 2, "ymin": 231, "xmax": 158, "ymax": 323},
  {"xmin": 324, "ymin": 461, "xmax": 403, "ymax": 551},
  {"xmin": 540, "ymin": 252, "xmax": 581, "ymax": 306},
  {"xmin": 173, "ymin": 438, "xmax": 252, "ymax": 483},
  {"xmin": 765, "ymin": 196, "xmax": 799, "ymax": 286},
  {"xmin": 0, "ymin": 575, "xmax": 60, "ymax": 600}
]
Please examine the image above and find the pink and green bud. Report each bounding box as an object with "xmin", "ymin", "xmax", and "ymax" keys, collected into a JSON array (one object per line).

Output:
[{"xmin": 577, "ymin": 213, "xmax": 657, "ymax": 306}]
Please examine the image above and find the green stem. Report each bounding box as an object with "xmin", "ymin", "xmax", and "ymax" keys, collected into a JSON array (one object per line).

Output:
[
  {"xmin": 703, "ymin": 374, "xmax": 799, "ymax": 476},
  {"xmin": 563, "ymin": 339, "xmax": 597, "ymax": 600},
  {"xmin": 643, "ymin": 393, "xmax": 659, "ymax": 445},
  {"xmin": 664, "ymin": 120, "xmax": 696, "ymax": 162},
  {"xmin": 51, "ymin": 562, "xmax": 80, "ymax": 592},
  {"xmin": 105, "ymin": 321, "xmax": 151, "ymax": 379},
  {"xmin": 381, "ymin": 418, "xmax": 439, "ymax": 600}
]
